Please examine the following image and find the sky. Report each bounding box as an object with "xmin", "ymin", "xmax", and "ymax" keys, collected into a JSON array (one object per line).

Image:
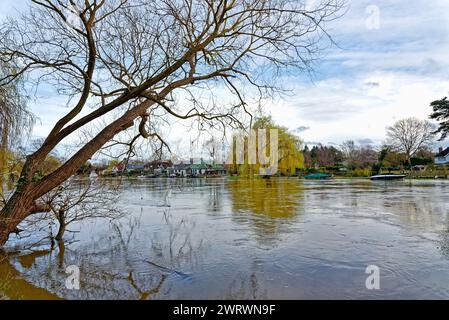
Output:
[{"xmin": 1, "ymin": 0, "xmax": 449, "ymax": 156}]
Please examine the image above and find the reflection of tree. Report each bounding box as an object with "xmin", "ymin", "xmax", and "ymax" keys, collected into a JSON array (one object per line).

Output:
[
  {"xmin": 127, "ymin": 271, "xmax": 167, "ymax": 300},
  {"xmin": 229, "ymin": 179, "xmax": 303, "ymax": 218},
  {"xmin": 0, "ymin": 201, "xmax": 204, "ymax": 299},
  {"xmin": 0, "ymin": 223, "xmax": 168, "ymax": 300},
  {"xmin": 392, "ymin": 198, "xmax": 447, "ymax": 230},
  {"xmin": 439, "ymin": 228, "xmax": 449, "ymax": 259},
  {"xmin": 224, "ymin": 260, "xmax": 268, "ymax": 300},
  {"xmin": 228, "ymin": 179, "xmax": 304, "ymax": 243},
  {"xmin": 364, "ymin": 182, "xmax": 449, "ymax": 232},
  {"xmin": 127, "ymin": 177, "xmax": 225, "ymax": 214},
  {"xmin": 0, "ymin": 250, "xmax": 61, "ymax": 300},
  {"xmin": 152, "ymin": 208, "xmax": 204, "ymax": 273}
]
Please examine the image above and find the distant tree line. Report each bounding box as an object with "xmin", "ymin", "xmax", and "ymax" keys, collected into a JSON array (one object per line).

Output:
[{"xmin": 301, "ymin": 117, "xmax": 439, "ymax": 176}]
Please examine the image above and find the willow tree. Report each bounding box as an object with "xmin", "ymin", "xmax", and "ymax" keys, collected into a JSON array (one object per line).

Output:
[
  {"xmin": 0, "ymin": 0, "xmax": 345, "ymax": 245},
  {"xmin": 0, "ymin": 62, "xmax": 33, "ymax": 196},
  {"xmin": 234, "ymin": 116, "xmax": 305, "ymax": 176}
]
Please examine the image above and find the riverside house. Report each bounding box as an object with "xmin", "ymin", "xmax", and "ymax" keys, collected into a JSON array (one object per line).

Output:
[
  {"xmin": 435, "ymin": 147, "xmax": 449, "ymax": 165},
  {"xmin": 170, "ymin": 159, "xmax": 227, "ymax": 177}
]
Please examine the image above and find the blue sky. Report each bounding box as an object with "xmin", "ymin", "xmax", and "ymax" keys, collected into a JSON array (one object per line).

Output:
[{"xmin": 2, "ymin": 0, "xmax": 449, "ymax": 153}]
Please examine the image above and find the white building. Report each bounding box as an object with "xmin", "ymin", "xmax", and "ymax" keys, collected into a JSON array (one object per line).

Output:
[{"xmin": 435, "ymin": 147, "xmax": 449, "ymax": 165}]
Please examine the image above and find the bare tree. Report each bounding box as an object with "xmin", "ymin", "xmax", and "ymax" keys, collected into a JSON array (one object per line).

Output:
[
  {"xmin": 313, "ymin": 145, "xmax": 342, "ymax": 167},
  {"xmin": 357, "ymin": 145, "xmax": 377, "ymax": 168},
  {"xmin": 340, "ymin": 140, "xmax": 357, "ymax": 169},
  {"xmin": 0, "ymin": 0, "xmax": 346, "ymax": 245},
  {"xmin": 339, "ymin": 141, "xmax": 377, "ymax": 169},
  {"xmin": 386, "ymin": 118, "xmax": 434, "ymax": 166},
  {"xmin": 204, "ymin": 136, "xmax": 219, "ymax": 162},
  {"xmin": 41, "ymin": 177, "xmax": 123, "ymax": 241}
]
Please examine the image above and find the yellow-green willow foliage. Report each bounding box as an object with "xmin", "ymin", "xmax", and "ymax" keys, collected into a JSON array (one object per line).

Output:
[
  {"xmin": 1, "ymin": 62, "xmax": 33, "ymax": 195},
  {"xmin": 0, "ymin": 149, "xmax": 25, "ymax": 197},
  {"xmin": 230, "ymin": 117, "xmax": 304, "ymax": 177}
]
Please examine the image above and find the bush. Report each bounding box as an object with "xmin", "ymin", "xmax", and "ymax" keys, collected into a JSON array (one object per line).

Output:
[
  {"xmin": 411, "ymin": 157, "xmax": 433, "ymax": 166},
  {"xmin": 350, "ymin": 168, "xmax": 372, "ymax": 177}
]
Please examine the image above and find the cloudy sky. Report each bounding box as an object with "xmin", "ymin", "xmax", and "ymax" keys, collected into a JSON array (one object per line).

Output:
[
  {"xmin": 272, "ymin": 0, "xmax": 449, "ymax": 147},
  {"xmin": 2, "ymin": 0, "xmax": 449, "ymax": 153}
]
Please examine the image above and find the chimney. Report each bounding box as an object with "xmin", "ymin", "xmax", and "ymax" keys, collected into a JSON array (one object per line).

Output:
[
  {"xmin": 190, "ymin": 158, "xmax": 193, "ymax": 165},
  {"xmin": 439, "ymin": 147, "xmax": 443, "ymax": 153}
]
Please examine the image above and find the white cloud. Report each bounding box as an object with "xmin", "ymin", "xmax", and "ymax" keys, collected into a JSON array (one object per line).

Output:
[
  {"xmin": 267, "ymin": 72, "xmax": 449, "ymax": 145},
  {"xmin": 2, "ymin": 0, "xmax": 449, "ymax": 153}
]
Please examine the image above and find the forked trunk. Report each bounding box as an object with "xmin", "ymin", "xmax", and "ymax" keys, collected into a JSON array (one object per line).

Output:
[
  {"xmin": 0, "ymin": 99, "xmax": 142, "ymax": 246},
  {"xmin": 55, "ymin": 213, "xmax": 66, "ymax": 241},
  {"xmin": 0, "ymin": 193, "xmax": 34, "ymax": 245},
  {"xmin": 0, "ymin": 187, "xmax": 50, "ymax": 246}
]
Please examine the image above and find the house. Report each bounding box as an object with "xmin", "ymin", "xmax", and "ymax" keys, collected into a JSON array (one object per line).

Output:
[
  {"xmin": 146, "ymin": 160, "xmax": 173, "ymax": 176},
  {"xmin": 169, "ymin": 159, "xmax": 228, "ymax": 177},
  {"xmin": 206, "ymin": 163, "xmax": 227, "ymax": 176},
  {"xmin": 169, "ymin": 158, "xmax": 207, "ymax": 177},
  {"xmin": 435, "ymin": 147, "xmax": 449, "ymax": 165},
  {"xmin": 126, "ymin": 162, "xmax": 145, "ymax": 173},
  {"xmin": 189, "ymin": 160, "xmax": 209, "ymax": 176},
  {"xmin": 170, "ymin": 162, "xmax": 191, "ymax": 177},
  {"xmin": 113, "ymin": 162, "xmax": 126, "ymax": 174},
  {"xmin": 111, "ymin": 161, "xmax": 146, "ymax": 175}
]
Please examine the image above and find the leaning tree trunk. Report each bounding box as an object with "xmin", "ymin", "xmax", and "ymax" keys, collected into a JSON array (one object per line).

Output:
[
  {"xmin": 0, "ymin": 189, "xmax": 39, "ymax": 245},
  {"xmin": 0, "ymin": 167, "xmax": 68, "ymax": 246},
  {"xmin": 0, "ymin": 98, "xmax": 151, "ymax": 246}
]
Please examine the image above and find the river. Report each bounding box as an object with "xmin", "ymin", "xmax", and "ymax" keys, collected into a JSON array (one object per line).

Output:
[{"xmin": 1, "ymin": 178, "xmax": 449, "ymax": 299}]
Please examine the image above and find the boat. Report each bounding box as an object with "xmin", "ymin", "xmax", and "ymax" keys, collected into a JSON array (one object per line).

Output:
[
  {"xmin": 304, "ymin": 173, "xmax": 333, "ymax": 180},
  {"xmin": 370, "ymin": 174, "xmax": 406, "ymax": 181}
]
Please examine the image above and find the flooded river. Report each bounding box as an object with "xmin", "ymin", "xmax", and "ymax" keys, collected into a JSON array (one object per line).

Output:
[{"xmin": 1, "ymin": 178, "xmax": 449, "ymax": 299}]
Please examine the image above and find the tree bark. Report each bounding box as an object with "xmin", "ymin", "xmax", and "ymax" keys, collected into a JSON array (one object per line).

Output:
[
  {"xmin": 406, "ymin": 154, "xmax": 412, "ymax": 169},
  {"xmin": 0, "ymin": 185, "xmax": 53, "ymax": 245},
  {"xmin": 55, "ymin": 212, "xmax": 66, "ymax": 241},
  {"xmin": 0, "ymin": 190, "xmax": 35, "ymax": 245}
]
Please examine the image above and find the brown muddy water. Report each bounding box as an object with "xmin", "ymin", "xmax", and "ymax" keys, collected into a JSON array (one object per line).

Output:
[{"xmin": 1, "ymin": 178, "xmax": 449, "ymax": 299}]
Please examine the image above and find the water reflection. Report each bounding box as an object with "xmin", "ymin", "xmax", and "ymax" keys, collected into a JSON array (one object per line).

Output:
[
  {"xmin": 1, "ymin": 210, "xmax": 200, "ymax": 299},
  {"xmin": 229, "ymin": 179, "xmax": 304, "ymax": 219},
  {"xmin": 1, "ymin": 178, "xmax": 449, "ymax": 299},
  {"xmin": 0, "ymin": 250, "xmax": 61, "ymax": 300},
  {"xmin": 228, "ymin": 179, "xmax": 304, "ymax": 246}
]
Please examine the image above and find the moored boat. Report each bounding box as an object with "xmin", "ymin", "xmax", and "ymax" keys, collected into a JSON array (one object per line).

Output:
[
  {"xmin": 370, "ymin": 174, "xmax": 406, "ymax": 181},
  {"xmin": 304, "ymin": 173, "xmax": 333, "ymax": 180}
]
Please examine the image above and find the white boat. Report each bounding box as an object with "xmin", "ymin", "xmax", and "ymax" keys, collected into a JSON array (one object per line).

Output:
[{"xmin": 370, "ymin": 174, "xmax": 406, "ymax": 181}]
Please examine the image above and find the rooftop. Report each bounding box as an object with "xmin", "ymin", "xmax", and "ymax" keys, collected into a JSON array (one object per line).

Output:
[{"xmin": 436, "ymin": 147, "xmax": 449, "ymax": 158}]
